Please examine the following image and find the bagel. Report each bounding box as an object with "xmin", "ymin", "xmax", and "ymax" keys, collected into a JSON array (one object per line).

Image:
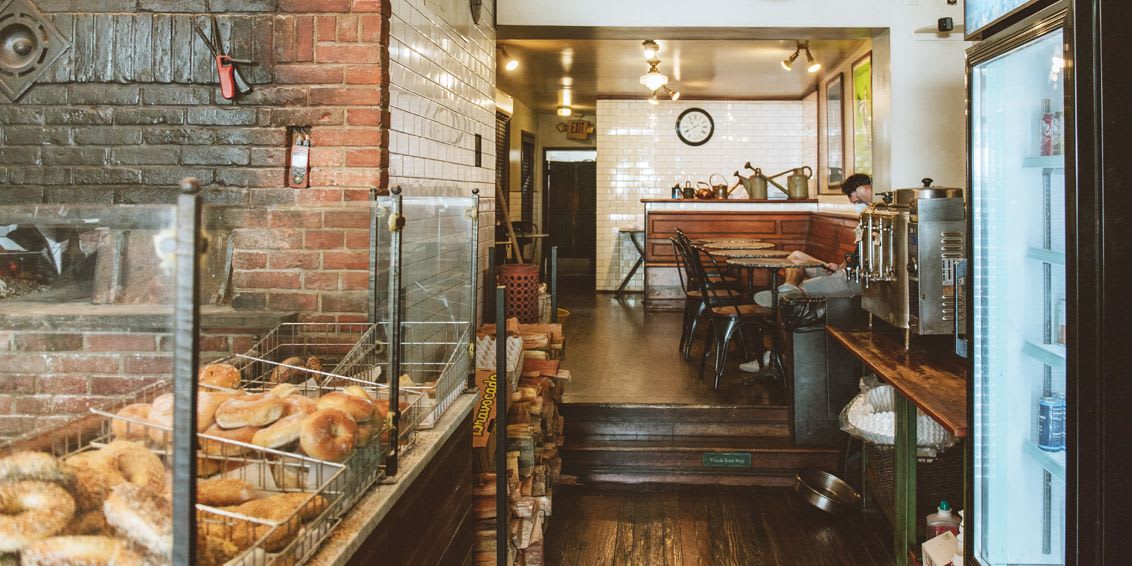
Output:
[
  {"xmin": 103, "ymin": 483, "xmax": 171, "ymax": 558},
  {"xmin": 110, "ymin": 404, "xmax": 151, "ymax": 442},
  {"xmin": 268, "ymin": 356, "xmax": 307, "ymax": 384},
  {"xmin": 299, "ymin": 408, "xmax": 357, "ymax": 462},
  {"xmin": 317, "ymin": 391, "xmax": 374, "ymax": 423},
  {"xmin": 269, "ymin": 383, "xmax": 300, "ymax": 398},
  {"xmin": 200, "ymin": 423, "xmax": 260, "ymax": 457},
  {"xmin": 146, "ymin": 394, "xmax": 174, "ymax": 445},
  {"xmin": 196, "ymin": 478, "xmax": 257, "ymax": 507},
  {"xmin": 65, "ymin": 510, "xmax": 111, "ymax": 536},
  {"xmin": 199, "ymin": 363, "xmax": 241, "ymax": 389},
  {"xmin": 215, "ymin": 393, "xmax": 285, "ymax": 429},
  {"xmin": 63, "ymin": 452, "xmax": 126, "ymax": 512},
  {"xmin": 99, "ymin": 441, "xmax": 165, "ymax": 496},
  {"xmin": 19, "ymin": 535, "xmax": 144, "ymax": 566},
  {"xmin": 356, "ymin": 421, "xmax": 379, "ymax": 447},
  {"xmin": 269, "ymin": 458, "xmax": 308, "ymax": 490},
  {"xmin": 0, "ymin": 451, "xmax": 68, "ymax": 483},
  {"xmin": 305, "ymin": 355, "xmax": 322, "ymax": 374},
  {"xmin": 198, "ymin": 533, "xmax": 240, "ymax": 566},
  {"xmin": 211, "ymin": 492, "xmax": 327, "ymax": 551},
  {"xmin": 195, "ymin": 390, "xmax": 232, "ymax": 431},
  {"xmin": 343, "ymin": 385, "xmax": 375, "ymax": 402},
  {"xmin": 280, "ymin": 393, "xmax": 317, "ymax": 417},
  {"xmin": 252, "ymin": 413, "xmax": 304, "ymax": 449},
  {"xmin": 0, "ymin": 480, "xmax": 75, "ymax": 553}
]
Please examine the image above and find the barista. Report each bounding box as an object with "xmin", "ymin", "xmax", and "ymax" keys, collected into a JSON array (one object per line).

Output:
[{"xmin": 739, "ymin": 174, "xmax": 871, "ymax": 373}]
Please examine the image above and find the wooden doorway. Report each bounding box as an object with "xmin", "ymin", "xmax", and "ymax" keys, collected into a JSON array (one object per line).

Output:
[{"xmin": 543, "ymin": 148, "xmax": 597, "ymax": 280}]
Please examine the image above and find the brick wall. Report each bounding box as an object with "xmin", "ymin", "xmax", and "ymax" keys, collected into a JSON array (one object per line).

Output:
[{"xmin": 0, "ymin": 0, "xmax": 392, "ymax": 320}]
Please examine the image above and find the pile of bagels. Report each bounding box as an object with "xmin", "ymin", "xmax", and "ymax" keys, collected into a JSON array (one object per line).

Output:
[{"xmin": 0, "ymin": 442, "xmax": 325, "ymax": 566}]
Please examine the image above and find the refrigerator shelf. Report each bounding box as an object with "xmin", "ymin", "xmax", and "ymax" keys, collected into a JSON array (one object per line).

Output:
[
  {"xmin": 1023, "ymin": 341, "xmax": 1066, "ymax": 368},
  {"xmin": 1024, "ymin": 439, "xmax": 1067, "ymax": 482},
  {"xmin": 1023, "ymin": 155, "xmax": 1065, "ymax": 169},
  {"xmin": 1026, "ymin": 247, "xmax": 1065, "ymax": 265}
]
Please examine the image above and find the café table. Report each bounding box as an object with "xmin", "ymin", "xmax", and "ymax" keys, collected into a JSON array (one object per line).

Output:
[
  {"xmin": 615, "ymin": 227, "xmax": 646, "ymax": 300},
  {"xmin": 700, "ymin": 241, "xmax": 776, "ymax": 251},
  {"xmin": 725, "ymin": 256, "xmax": 825, "ymax": 379}
]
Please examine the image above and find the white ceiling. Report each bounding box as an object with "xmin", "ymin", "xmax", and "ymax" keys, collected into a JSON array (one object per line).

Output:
[{"xmin": 497, "ymin": 38, "xmax": 869, "ymax": 114}]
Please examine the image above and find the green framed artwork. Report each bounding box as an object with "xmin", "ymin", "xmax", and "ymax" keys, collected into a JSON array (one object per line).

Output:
[
  {"xmin": 852, "ymin": 53, "xmax": 873, "ymax": 176},
  {"xmin": 822, "ymin": 73, "xmax": 845, "ymax": 194}
]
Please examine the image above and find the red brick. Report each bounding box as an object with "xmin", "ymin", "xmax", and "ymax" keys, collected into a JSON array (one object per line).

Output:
[
  {"xmin": 345, "ymin": 188, "xmax": 375, "ymax": 201},
  {"xmin": 324, "ymin": 209, "xmax": 371, "ymax": 228},
  {"xmin": 343, "ymin": 66, "xmax": 380, "ymax": 85},
  {"xmin": 359, "ymin": 15, "xmax": 383, "ymax": 42},
  {"xmin": 345, "ymin": 148, "xmax": 383, "ymax": 167},
  {"xmin": 316, "ymin": 16, "xmax": 337, "ymax": 42},
  {"xmin": 311, "ymin": 127, "xmax": 380, "ymax": 147},
  {"xmin": 87, "ymin": 334, "xmax": 157, "ymax": 352},
  {"xmin": 231, "ymin": 336, "xmax": 257, "ymax": 354},
  {"xmin": 299, "ymin": 313, "xmax": 335, "ymax": 323},
  {"xmin": 347, "ymin": 108, "xmax": 380, "ymax": 126},
  {"xmin": 199, "ymin": 336, "xmax": 229, "ymax": 352},
  {"xmin": 345, "ymin": 229, "xmax": 370, "ymax": 249},
  {"xmin": 234, "ymin": 271, "xmax": 302, "ymax": 289},
  {"xmin": 13, "ymin": 333, "xmax": 83, "ymax": 352},
  {"xmin": 296, "ymin": 189, "xmax": 345, "ymax": 204},
  {"xmin": 316, "ymin": 44, "xmax": 381, "ymax": 64},
  {"xmin": 52, "ymin": 354, "xmax": 120, "ymax": 374},
  {"xmin": 280, "ymin": 0, "xmax": 350, "ymax": 11},
  {"xmin": 342, "ymin": 271, "xmax": 370, "ymax": 290},
  {"xmin": 12, "ymin": 396, "xmax": 48, "ymax": 414},
  {"xmin": 270, "ymin": 210, "xmax": 324, "ymax": 228},
  {"xmin": 91, "ymin": 377, "xmax": 159, "ymax": 396},
  {"xmin": 50, "ymin": 396, "xmax": 104, "ymax": 415},
  {"xmin": 124, "ymin": 354, "xmax": 173, "ymax": 376},
  {"xmin": 235, "ymin": 228, "xmax": 303, "ymax": 250},
  {"xmin": 309, "ymin": 87, "xmax": 379, "ymax": 106},
  {"xmin": 310, "ymin": 147, "xmax": 346, "ymax": 167},
  {"xmin": 304, "ymin": 229, "xmax": 344, "ymax": 249},
  {"xmin": 233, "ymin": 251, "xmax": 268, "ymax": 270},
  {"xmin": 337, "ymin": 15, "xmax": 359, "ymax": 42},
  {"xmin": 351, "ymin": 0, "xmax": 384, "ymax": 13},
  {"xmin": 304, "ymin": 272, "xmax": 339, "ymax": 290},
  {"xmin": 267, "ymin": 293, "xmax": 318, "ymax": 312},
  {"xmin": 317, "ymin": 168, "xmax": 383, "ymax": 188},
  {"xmin": 323, "ymin": 250, "xmax": 369, "ymax": 270},
  {"xmin": 37, "ymin": 376, "xmax": 89, "ymax": 395},
  {"xmin": 275, "ymin": 65, "xmax": 343, "ymax": 85},
  {"xmin": 0, "ymin": 375, "xmax": 36, "ymax": 394},
  {"xmin": 322, "ymin": 292, "xmax": 367, "ymax": 313},
  {"xmin": 269, "ymin": 251, "xmax": 321, "ymax": 269},
  {"xmin": 295, "ymin": 16, "xmax": 315, "ymax": 63},
  {"xmin": 273, "ymin": 16, "xmax": 295, "ymax": 64},
  {"xmin": 336, "ymin": 313, "xmax": 368, "ymax": 323}
]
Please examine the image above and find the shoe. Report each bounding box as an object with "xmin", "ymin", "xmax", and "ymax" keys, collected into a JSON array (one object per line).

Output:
[
  {"xmin": 763, "ymin": 351, "xmax": 772, "ymax": 367},
  {"xmin": 739, "ymin": 359, "xmax": 761, "ymax": 373}
]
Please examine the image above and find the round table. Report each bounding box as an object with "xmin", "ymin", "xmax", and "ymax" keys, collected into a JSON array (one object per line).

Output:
[
  {"xmin": 700, "ymin": 241, "xmax": 776, "ymax": 251},
  {"xmin": 712, "ymin": 249, "xmax": 791, "ymax": 259},
  {"xmin": 696, "ymin": 238, "xmax": 765, "ymax": 245}
]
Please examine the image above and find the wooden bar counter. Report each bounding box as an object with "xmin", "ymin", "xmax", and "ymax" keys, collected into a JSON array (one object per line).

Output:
[
  {"xmin": 641, "ymin": 198, "xmax": 857, "ymax": 310},
  {"xmin": 826, "ymin": 324, "xmax": 967, "ymax": 566}
]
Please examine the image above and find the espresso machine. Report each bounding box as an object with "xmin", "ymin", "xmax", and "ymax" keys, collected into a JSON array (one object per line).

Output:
[{"xmin": 845, "ymin": 179, "xmax": 966, "ymax": 348}]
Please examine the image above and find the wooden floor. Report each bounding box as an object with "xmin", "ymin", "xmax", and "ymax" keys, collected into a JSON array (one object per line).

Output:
[
  {"xmin": 544, "ymin": 485, "xmax": 894, "ymax": 566},
  {"xmin": 559, "ymin": 281, "xmax": 786, "ymax": 406}
]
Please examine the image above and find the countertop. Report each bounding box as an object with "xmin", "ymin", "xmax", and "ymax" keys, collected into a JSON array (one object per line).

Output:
[
  {"xmin": 826, "ymin": 325, "xmax": 968, "ymax": 437},
  {"xmin": 308, "ymin": 393, "xmax": 477, "ymax": 566},
  {"xmin": 641, "ymin": 198, "xmax": 818, "ymax": 203}
]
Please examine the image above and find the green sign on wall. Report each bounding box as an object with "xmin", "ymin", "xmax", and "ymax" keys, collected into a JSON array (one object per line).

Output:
[{"xmin": 702, "ymin": 452, "xmax": 752, "ymax": 468}]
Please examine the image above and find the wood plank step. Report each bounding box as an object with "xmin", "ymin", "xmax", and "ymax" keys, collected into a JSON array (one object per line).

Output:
[
  {"xmin": 562, "ymin": 402, "xmax": 791, "ymax": 438},
  {"xmin": 576, "ymin": 467, "xmax": 800, "ymax": 487}
]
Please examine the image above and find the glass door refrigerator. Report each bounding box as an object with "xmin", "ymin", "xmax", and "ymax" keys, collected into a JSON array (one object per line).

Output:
[{"xmin": 965, "ymin": 2, "xmax": 1071, "ymax": 565}]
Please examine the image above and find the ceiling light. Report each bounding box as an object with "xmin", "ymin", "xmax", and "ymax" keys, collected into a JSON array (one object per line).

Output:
[
  {"xmin": 557, "ymin": 106, "xmax": 572, "ymax": 117},
  {"xmin": 499, "ymin": 46, "xmax": 518, "ymax": 72},
  {"xmin": 560, "ymin": 87, "xmax": 573, "ymax": 107},
  {"xmin": 642, "ymin": 40, "xmax": 660, "ymax": 60},
  {"xmin": 648, "ymin": 91, "xmax": 659, "ymax": 105},
  {"xmin": 640, "ymin": 61, "xmax": 669, "ymax": 92},
  {"xmin": 805, "ymin": 47, "xmax": 821, "ymax": 73},
  {"xmin": 781, "ymin": 49, "xmax": 799, "ymax": 71},
  {"xmin": 663, "ymin": 85, "xmax": 680, "ymax": 101}
]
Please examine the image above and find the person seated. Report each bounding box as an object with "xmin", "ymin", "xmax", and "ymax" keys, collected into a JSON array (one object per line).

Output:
[{"xmin": 739, "ymin": 174, "xmax": 872, "ymax": 372}]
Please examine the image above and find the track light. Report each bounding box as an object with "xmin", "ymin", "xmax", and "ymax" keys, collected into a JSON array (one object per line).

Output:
[
  {"xmin": 500, "ymin": 46, "xmax": 518, "ymax": 72},
  {"xmin": 805, "ymin": 47, "xmax": 821, "ymax": 73},
  {"xmin": 557, "ymin": 106, "xmax": 572, "ymax": 117},
  {"xmin": 642, "ymin": 40, "xmax": 660, "ymax": 60},
  {"xmin": 648, "ymin": 91, "xmax": 659, "ymax": 105},
  {"xmin": 663, "ymin": 85, "xmax": 680, "ymax": 101},
  {"xmin": 781, "ymin": 49, "xmax": 799, "ymax": 71}
]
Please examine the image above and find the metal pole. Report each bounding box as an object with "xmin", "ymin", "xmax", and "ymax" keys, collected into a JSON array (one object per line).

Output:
[
  {"xmin": 172, "ymin": 179, "xmax": 202, "ymax": 566},
  {"xmin": 486, "ymin": 248, "xmax": 498, "ymax": 324},
  {"xmin": 495, "ymin": 286, "xmax": 509, "ymax": 566},
  {"xmin": 550, "ymin": 246, "xmax": 559, "ymax": 323},
  {"xmin": 468, "ymin": 189, "xmax": 481, "ymax": 390},
  {"xmin": 368, "ymin": 186, "xmax": 379, "ymax": 325},
  {"xmin": 387, "ymin": 187, "xmax": 404, "ymax": 476}
]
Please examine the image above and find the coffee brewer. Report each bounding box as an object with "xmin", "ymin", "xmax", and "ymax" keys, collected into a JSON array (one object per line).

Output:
[{"xmin": 845, "ymin": 179, "xmax": 966, "ymax": 349}]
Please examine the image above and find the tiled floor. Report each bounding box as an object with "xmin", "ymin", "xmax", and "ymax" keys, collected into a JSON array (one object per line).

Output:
[{"xmin": 559, "ymin": 279, "xmax": 786, "ymax": 406}]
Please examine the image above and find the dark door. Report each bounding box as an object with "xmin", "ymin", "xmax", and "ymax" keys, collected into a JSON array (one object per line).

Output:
[{"xmin": 545, "ymin": 159, "xmax": 596, "ymax": 277}]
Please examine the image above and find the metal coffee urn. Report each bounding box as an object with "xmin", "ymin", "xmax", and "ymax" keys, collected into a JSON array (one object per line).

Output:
[{"xmin": 845, "ymin": 178, "xmax": 966, "ymax": 349}]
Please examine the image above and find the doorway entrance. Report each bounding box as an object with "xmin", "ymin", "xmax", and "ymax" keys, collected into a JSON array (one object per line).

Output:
[{"xmin": 543, "ymin": 148, "xmax": 597, "ymax": 281}]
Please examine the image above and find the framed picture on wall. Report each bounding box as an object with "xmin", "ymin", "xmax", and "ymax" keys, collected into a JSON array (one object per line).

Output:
[
  {"xmin": 852, "ymin": 53, "xmax": 873, "ymax": 177},
  {"xmin": 822, "ymin": 73, "xmax": 845, "ymax": 194}
]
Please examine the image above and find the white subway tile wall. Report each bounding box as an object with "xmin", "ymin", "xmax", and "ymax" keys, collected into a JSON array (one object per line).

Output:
[
  {"xmin": 594, "ymin": 99, "xmax": 815, "ymax": 291},
  {"xmin": 389, "ymin": 0, "xmax": 497, "ymax": 319}
]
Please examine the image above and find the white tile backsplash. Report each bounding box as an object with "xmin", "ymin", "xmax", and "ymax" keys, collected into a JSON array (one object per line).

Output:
[{"xmin": 595, "ymin": 99, "xmax": 816, "ymax": 291}]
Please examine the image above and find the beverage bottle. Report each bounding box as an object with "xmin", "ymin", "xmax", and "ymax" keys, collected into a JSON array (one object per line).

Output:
[
  {"xmin": 1040, "ymin": 99, "xmax": 1053, "ymax": 156},
  {"xmin": 926, "ymin": 500, "xmax": 962, "ymax": 538}
]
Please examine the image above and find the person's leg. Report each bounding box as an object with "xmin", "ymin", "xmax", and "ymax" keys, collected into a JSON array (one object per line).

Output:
[{"xmin": 798, "ymin": 271, "xmax": 859, "ymax": 297}]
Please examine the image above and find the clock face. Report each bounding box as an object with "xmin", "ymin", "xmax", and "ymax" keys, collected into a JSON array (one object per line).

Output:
[{"xmin": 676, "ymin": 108, "xmax": 714, "ymax": 146}]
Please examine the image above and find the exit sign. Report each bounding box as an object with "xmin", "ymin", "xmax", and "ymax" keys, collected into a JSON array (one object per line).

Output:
[{"xmin": 702, "ymin": 452, "xmax": 752, "ymax": 468}]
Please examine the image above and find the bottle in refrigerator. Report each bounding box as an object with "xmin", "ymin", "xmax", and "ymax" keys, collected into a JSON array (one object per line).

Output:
[
  {"xmin": 1038, "ymin": 394, "xmax": 1067, "ymax": 452},
  {"xmin": 1040, "ymin": 99, "xmax": 1054, "ymax": 156},
  {"xmin": 926, "ymin": 500, "xmax": 962, "ymax": 538},
  {"xmin": 1056, "ymin": 297, "xmax": 1067, "ymax": 345}
]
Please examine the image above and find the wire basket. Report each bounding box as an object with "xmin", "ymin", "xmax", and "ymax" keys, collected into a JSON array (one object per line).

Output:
[{"xmin": 865, "ymin": 440, "xmax": 965, "ymax": 525}]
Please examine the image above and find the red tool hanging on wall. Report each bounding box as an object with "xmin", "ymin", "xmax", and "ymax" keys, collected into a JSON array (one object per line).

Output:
[{"xmin": 194, "ymin": 15, "xmax": 253, "ymax": 100}]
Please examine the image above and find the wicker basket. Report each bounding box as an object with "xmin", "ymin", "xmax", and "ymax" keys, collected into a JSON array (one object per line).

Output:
[{"xmin": 865, "ymin": 440, "xmax": 964, "ymax": 530}]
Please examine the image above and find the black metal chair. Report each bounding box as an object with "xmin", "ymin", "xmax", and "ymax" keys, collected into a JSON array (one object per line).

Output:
[{"xmin": 671, "ymin": 235, "xmax": 746, "ymax": 361}]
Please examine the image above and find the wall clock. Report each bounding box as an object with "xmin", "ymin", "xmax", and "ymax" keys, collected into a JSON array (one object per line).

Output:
[{"xmin": 675, "ymin": 107, "xmax": 714, "ymax": 146}]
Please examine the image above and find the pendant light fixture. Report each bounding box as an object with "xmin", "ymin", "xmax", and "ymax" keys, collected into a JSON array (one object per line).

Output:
[
  {"xmin": 648, "ymin": 91, "xmax": 659, "ymax": 105},
  {"xmin": 557, "ymin": 106, "xmax": 573, "ymax": 116},
  {"xmin": 640, "ymin": 60, "xmax": 669, "ymax": 92},
  {"xmin": 642, "ymin": 40, "xmax": 660, "ymax": 60},
  {"xmin": 663, "ymin": 85, "xmax": 680, "ymax": 101}
]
